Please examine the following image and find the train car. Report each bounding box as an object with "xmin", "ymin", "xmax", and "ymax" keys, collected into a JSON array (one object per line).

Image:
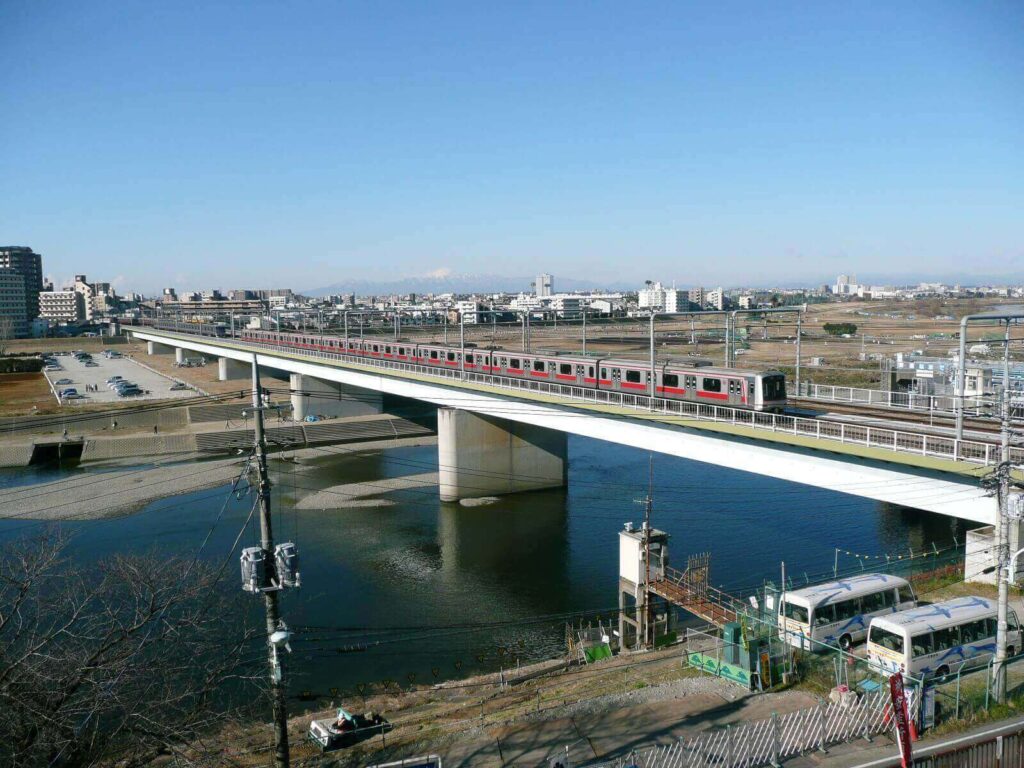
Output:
[{"xmin": 237, "ymin": 329, "xmax": 786, "ymax": 412}]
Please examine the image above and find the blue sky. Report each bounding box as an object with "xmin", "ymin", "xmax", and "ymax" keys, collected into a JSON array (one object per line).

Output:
[{"xmin": 1, "ymin": 1, "xmax": 1021, "ymax": 293}]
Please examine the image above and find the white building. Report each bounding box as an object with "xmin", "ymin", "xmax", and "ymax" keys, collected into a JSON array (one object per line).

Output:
[
  {"xmin": 706, "ymin": 287, "xmax": 725, "ymax": 311},
  {"xmin": 39, "ymin": 290, "xmax": 85, "ymax": 324},
  {"xmin": 73, "ymin": 275, "xmax": 96, "ymax": 321},
  {"xmin": 738, "ymin": 295, "xmax": 755, "ymax": 309},
  {"xmin": 535, "ymin": 274, "xmax": 553, "ymax": 297},
  {"xmin": 638, "ymin": 282, "xmax": 666, "ymax": 310},
  {"xmin": 456, "ymin": 300, "xmax": 484, "ymax": 323},
  {"xmin": 664, "ymin": 289, "xmax": 689, "ymax": 313}
]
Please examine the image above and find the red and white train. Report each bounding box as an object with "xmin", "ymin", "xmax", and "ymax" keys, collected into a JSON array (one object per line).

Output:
[{"xmin": 240, "ymin": 329, "xmax": 788, "ymax": 412}]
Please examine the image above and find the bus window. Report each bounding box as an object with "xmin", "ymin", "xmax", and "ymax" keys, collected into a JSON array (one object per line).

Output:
[
  {"xmin": 932, "ymin": 626, "xmax": 960, "ymax": 652},
  {"xmin": 962, "ymin": 619, "xmax": 988, "ymax": 644},
  {"xmin": 663, "ymin": 373, "xmax": 679, "ymax": 388},
  {"xmin": 560, "ymin": 363, "xmax": 572, "ymax": 375},
  {"xmin": 987, "ymin": 617, "xmax": 999, "ymax": 637},
  {"xmin": 533, "ymin": 360, "xmax": 545, "ymax": 372},
  {"xmin": 625, "ymin": 370, "xmax": 642, "ymax": 384},
  {"xmin": 861, "ymin": 592, "xmax": 887, "ymax": 613},
  {"xmin": 834, "ymin": 598, "xmax": 860, "ymax": 622},
  {"xmin": 898, "ymin": 586, "xmax": 916, "ymax": 604},
  {"xmin": 703, "ymin": 377, "xmax": 721, "ymax": 392},
  {"xmin": 870, "ymin": 626, "xmax": 904, "ymax": 653},
  {"xmin": 782, "ymin": 602, "xmax": 808, "ymax": 624},
  {"xmin": 911, "ymin": 632, "xmax": 934, "ymax": 656},
  {"xmin": 1010, "ymin": 611, "xmax": 1021, "ymax": 632},
  {"xmin": 814, "ymin": 604, "xmax": 836, "ymax": 627}
]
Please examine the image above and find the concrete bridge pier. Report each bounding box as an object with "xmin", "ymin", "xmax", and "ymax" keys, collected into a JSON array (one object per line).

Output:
[
  {"xmin": 175, "ymin": 348, "xmax": 185, "ymax": 365},
  {"xmin": 147, "ymin": 341, "xmax": 173, "ymax": 355},
  {"xmin": 218, "ymin": 357, "xmax": 249, "ymax": 381},
  {"xmin": 438, "ymin": 408, "xmax": 567, "ymax": 502},
  {"xmin": 289, "ymin": 374, "xmax": 382, "ymax": 421}
]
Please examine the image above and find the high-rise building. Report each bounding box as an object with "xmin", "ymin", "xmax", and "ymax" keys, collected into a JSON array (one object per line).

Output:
[
  {"xmin": 0, "ymin": 246, "xmax": 43, "ymax": 320},
  {"xmin": 0, "ymin": 269, "xmax": 28, "ymax": 338},
  {"xmin": 535, "ymin": 274, "xmax": 553, "ymax": 297},
  {"xmin": 73, "ymin": 275, "xmax": 96, "ymax": 321},
  {"xmin": 687, "ymin": 287, "xmax": 705, "ymax": 308}
]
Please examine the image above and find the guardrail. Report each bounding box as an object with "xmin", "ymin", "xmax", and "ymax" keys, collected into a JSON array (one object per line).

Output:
[{"xmin": 134, "ymin": 328, "xmax": 1024, "ymax": 468}]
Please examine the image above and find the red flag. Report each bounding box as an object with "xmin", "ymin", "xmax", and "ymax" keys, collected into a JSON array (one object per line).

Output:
[{"xmin": 889, "ymin": 674, "xmax": 914, "ymax": 767}]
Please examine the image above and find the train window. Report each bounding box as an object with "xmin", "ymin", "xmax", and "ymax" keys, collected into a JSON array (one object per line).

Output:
[
  {"xmin": 663, "ymin": 373, "xmax": 679, "ymax": 388},
  {"xmin": 533, "ymin": 360, "xmax": 545, "ymax": 372},
  {"xmin": 447, "ymin": 352, "xmax": 456, "ymax": 362},
  {"xmin": 510, "ymin": 358, "xmax": 520, "ymax": 368},
  {"xmin": 749, "ymin": 382, "xmax": 755, "ymax": 396},
  {"xmin": 588, "ymin": 366, "xmax": 594, "ymax": 377},
  {"xmin": 559, "ymin": 363, "xmax": 572, "ymax": 375},
  {"xmin": 625, "ymin": 370, "xmax": 642, "ymax": 384},
  {"xmin": 372, "ymin": 344, "xmax": 379, "ymax": 352},
  {"xmin": 703, "ymin": 377, "xmax": 722, "ymax": 392},
  {"xmin": 398, "ymin": 347, "xmax": 404, "ymax": 355},
  {"xmin": 601, "ymin": 368, "xmax": 607, "ymax": 378},
  {"xmin": 465, "ymin": 354, "xmax": 474, "ymax": 363},
  {"xmin": 430, "ymin": 350, "xmax": 439, "ymax": 359}
]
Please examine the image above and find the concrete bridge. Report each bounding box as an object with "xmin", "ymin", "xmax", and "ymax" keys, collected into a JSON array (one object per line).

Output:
[{"xmin": 131, "ymin": 328, "xmax": 1014, "ymax": 525}]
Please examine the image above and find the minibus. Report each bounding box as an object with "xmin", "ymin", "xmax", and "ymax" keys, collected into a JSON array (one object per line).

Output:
[
  {"xmin": 778, "ymin": 573, "xmax": 917, "ymax": 651},
  {"xmin": 867, "ymin": 596, "xmax": 1021, "ymax": 679}
]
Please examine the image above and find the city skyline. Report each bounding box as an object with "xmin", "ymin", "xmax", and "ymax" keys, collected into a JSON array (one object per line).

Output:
[{"xmin": 2, "ymin": 2, "xmax": 1022, "ymax": 291}]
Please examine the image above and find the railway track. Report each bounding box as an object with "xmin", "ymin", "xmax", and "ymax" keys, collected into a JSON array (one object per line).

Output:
[{"xmin": 791, "ymin": 397, "xmax": 1020, "ymax": 438}]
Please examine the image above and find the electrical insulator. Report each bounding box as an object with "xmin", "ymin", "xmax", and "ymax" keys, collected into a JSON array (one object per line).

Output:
[
  {"xmin": 240, "ymin": 547, "xmax": 266, "ymax": 593},
  {"xmin": 275, "ymin": 542, "xmax": 301, "ymax": 588}
]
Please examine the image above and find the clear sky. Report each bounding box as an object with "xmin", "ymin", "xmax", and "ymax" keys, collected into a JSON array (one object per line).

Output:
[{"xmin": 1, "ymin": 1, "xmax": 1021, "ymax": 293}]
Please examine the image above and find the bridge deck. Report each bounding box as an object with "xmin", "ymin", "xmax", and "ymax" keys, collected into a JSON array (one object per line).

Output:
[{"xmin": 130, "ymin": 328, "xmax": 1014, "ymax": 481}]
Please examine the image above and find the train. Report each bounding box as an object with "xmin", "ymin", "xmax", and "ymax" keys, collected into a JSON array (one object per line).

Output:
[{"xmin": 239, "ymin": 328, "xmax": 788, "ymax": 412}]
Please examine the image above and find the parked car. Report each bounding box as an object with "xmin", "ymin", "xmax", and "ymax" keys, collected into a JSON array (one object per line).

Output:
[
  {"xmin": 85, "ymin": 361, "xmax": 99, "ymax": 367},
  {"xmin": 58, "ymin": 388, "xmax": 79, "ymax": 398},
  {"xmin": 106, "ymin": 376, "xmax": 125, "ymax": 386},
  {"xmin": 117, "ymin": 387, "xmax": 143, "ymax": 397},
  {"xmin": 55, "ymin": 378, "xmax": 73, "ymax": 385},
  {"xmin": 169, "ymin": 382, "xmax": 188, "ymax": 391}
]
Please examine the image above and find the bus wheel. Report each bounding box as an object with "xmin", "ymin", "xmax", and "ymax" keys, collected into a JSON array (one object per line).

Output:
[
  {"xmin": 839, "ymin": 634, "xmax": 853, "ymax": 651},
  {"xmin": 936, "ymin": 665, "xmax": 950, "ymax": 678}
]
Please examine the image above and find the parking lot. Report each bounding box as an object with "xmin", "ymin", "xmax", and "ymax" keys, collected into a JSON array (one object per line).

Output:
[{"xmin": 42, "ymin": 352, "xmax": 201, "ymax": 405}]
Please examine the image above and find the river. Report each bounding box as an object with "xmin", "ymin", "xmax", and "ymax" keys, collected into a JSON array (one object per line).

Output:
[{"xmin": 0, "ymin": 435, "xmax": 973, "ymax": 700}]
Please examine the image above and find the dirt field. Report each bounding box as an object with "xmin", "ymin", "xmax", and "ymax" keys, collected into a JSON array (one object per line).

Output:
[{"xmin": 0, "ymin": 372, "xmax": 54, "ymax": 415}]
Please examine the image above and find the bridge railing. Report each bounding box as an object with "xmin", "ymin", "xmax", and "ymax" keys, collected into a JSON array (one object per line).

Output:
[
  {"xmin": 137, "ymin": 328, "xmax": 1023, "ymax": 468},
  {"xmin": 791, "ymin": 381, "xmax": 992, "ymax": 417}
]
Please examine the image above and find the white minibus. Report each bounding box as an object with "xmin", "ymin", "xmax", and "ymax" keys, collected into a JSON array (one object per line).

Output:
[
  {"xmin": 778, "ymin": 573, "xmax": 917, "ymax": 651},
  {"xmin": 867, "ymin": 596, "xmax": 1021, "ymax": 679}
]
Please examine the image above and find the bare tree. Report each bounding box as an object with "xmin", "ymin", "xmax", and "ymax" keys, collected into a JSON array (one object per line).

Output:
[{"xmin": 0, "ymin": 529, "xmax": 259, "ymax": 767}]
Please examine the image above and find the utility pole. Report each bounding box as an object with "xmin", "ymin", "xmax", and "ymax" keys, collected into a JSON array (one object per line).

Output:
[
  {"xmin": 994, "ymin": 383, "xmax": 1012, "ymax": 703},
  {"xmin": 795, "ymin": 311, "xmax": 803, "ymax": 395},
  {"xmin": 649, "ymin": 312, "xmax": 656, "ymax": 404},
  {"xmin": 641, "ymin": 457, "xmax": 654, "ymax": 649},
  {"xmin": 251, "ymin": 357, "xmax": 290, "ymax": 767}
]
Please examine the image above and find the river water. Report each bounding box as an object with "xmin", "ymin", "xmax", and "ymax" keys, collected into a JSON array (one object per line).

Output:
[{"xmin": 0, "ymin": 435, "xmax": 973, "ymax": 700}]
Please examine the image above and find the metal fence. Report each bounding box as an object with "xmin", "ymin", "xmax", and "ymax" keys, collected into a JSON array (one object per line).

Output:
[
  {"xmin": 581, "ymin": 686, "xmax": 913, "ymax": 768},
  {"xmin": 133, "ymin": 329, "xmax": 1022, "ymax": 468},
  {"xmin": 793, "ymin": 382, "xmax": 990, "ymax": 417}
]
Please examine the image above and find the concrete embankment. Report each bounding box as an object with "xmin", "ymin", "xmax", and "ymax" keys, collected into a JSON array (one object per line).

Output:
[
  {"xmin": 0, "ymin": 410, "xmax": 435, "ymax": 468},
  {"xmin": 0, "ymin": 435, "xmax": 437, "ymax": 521}
]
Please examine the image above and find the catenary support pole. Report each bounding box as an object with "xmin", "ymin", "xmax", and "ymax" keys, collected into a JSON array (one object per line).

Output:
[
  {"xmin": 251, "ymin": 356, "xmax": 290, "ymax": 768},
  {"xmin": 460, "ymin": 312, "xmax": 465, "ymax": 380},
  {"xmin": 795, "ymin": 311, "xmax": 803, "ymax": 395},
  {"xmin": 582, "ymin": 309, "xmax": 587, "ymax": 357},
  {"xmin": 649, "ymin": 312, "xmax": 656, "ymax": 405}
]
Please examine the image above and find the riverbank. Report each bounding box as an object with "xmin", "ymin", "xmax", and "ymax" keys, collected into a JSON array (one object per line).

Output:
[{"xmin": 0, "ymin": 436, "xmax": 438, "ymax": 520}]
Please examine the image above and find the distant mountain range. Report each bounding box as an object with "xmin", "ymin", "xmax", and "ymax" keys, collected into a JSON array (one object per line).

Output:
[{"xmin": 304, "ymin": 274, "xmax": 636, "ymax": 296}]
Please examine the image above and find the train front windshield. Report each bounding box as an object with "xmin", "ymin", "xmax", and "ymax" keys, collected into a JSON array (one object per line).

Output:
[{"xmin": 763, "ymin": 376, "xmax": 786, "ymax": 401}]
